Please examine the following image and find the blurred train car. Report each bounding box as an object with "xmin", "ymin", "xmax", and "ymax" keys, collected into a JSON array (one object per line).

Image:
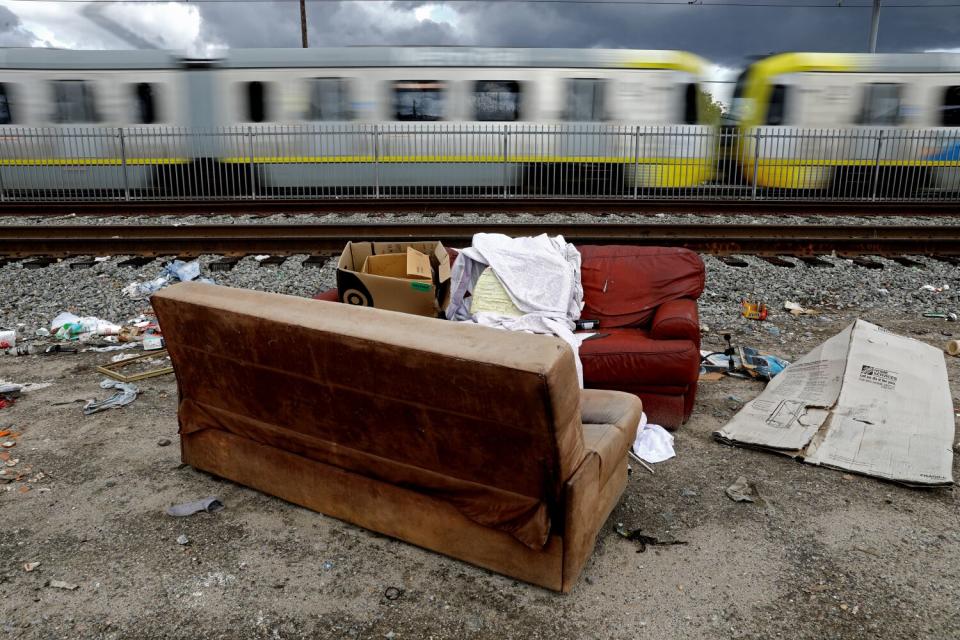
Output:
[
  {"xmin": 728, "ymin": 52, "xmax": 960, "ymax": 196},
  {"xmin": 0, "ymin": 47, "xmax": 716, "ymax": 198}
]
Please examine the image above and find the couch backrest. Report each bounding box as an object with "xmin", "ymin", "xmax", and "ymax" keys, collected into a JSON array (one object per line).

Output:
[
  {"xmin": 153, "ymin": 282, "xmax": 585, "ymax": 546},
  {"xmin": 579, "ymin": 246, "xmax": 705, "ymax": 328}
]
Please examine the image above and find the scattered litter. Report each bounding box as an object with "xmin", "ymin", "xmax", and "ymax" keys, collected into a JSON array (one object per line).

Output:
[
  {"xmin": 725, "ymin": 476, "xmax": 757, "ymax": 503},
  {"xmin": 701, "ymin": 347, "xmax": 789, "ymax": 381},
  {"xmin": 96, "ymin": 349, "xmax": 172, "ymax": 383},
  {"xmin": 765, "ymin": 325, "xmax": 781, "ymax": 336},
  {"xmin": 166, "ymin": 497, "xmax": 224, "ymax": 517},
  {"xmin": 34, "ymin": 328, "xmax": 50, "ymax": 337},
  {"xmin": 383, "ymin": 587, "xmax": 403, "ymax": 601},
  {"xmin": 23, "ymin": 562, "xmax": 39, "ymax": 572},
  {"xmin": 47, "ymin": 580, "xmax": 78, "ymax": 591},
  {"xmin": 740, "ymin": 299, "xmax": 768, "ymax": 321},
  {"xmin": 614, "ymin": 523, "xmax": 688, "ymax": 553},
  {"xmin": 51, "ymin": 313, "xmax": 121, "ymax": 341},
  {"xmin": 1, "ymin": 441, "xmax": 14, "ymax": 449},
  {"xmin": 142, "ymin": 335, "xmax": 165, "ymax": 351},
  {"xmin": 680, "ymin": 488, "xmax": 698, "ymax": 498},
  {"xmin": 322, "ymin": 560, "xmax": 334, "ymax": 570},
  {"xmin": 0, "ymin": 330, "xmax": 16, "ymax": 348},
  {"xmin": 715, "ymin": 319, "xmax": 955, "ymax": 487},
  {"xmin": 924, "ymin": 312, "xmax": 959, "ymax": 322},
  {"xmin": 157, "ymin": 437, "xmax": 172, "ymax": 447},
  {"xmin": 86, "ymin": 343, "xmax": 139, "ymax": 353},
  {"xmin": 124, "ymin": 259, "xmax": 212, "ymax": 299},
  {"xmin": 784, "ymin": 301, "xmax": 817, "ymax": 316},
  {"xmin": 699, "ymin": 371, "xmax": 725, "ymax": 382},
  {"xmin": 0, "ymin": 380, "xmax": 52, "ymax": 394},
  {"xmin": 82, "ymin": 379, "xmax": 139, "ymax": 415},
  {"xmin": 630, "ymin": 413, "xmax": 675, "ymax": 463},
  {"xmin": 921, "ymin": 284, "xmax": 951, "ymax": 293},
  {"xmin": 5, "ymin": 458, "xmax": 18, "ymax": 467},
  {"xmin": 947, "ymin": 340, "xmax": 960, "ymax": 357},
  {"xmin": 176, "ymin": 534, "xmax": 190, "ymax": 545},
  {"xmin": 18, "ymin": 484, "xmax": 30, "ymax": 493},
  {"xmin": 253, "ymin": 255, "xmax": 270, "ymax": 262}
]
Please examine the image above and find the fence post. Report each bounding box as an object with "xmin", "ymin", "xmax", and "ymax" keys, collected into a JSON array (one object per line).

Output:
[
  {"xmin": 870, "ymin": 130, "xmax": 884, "ymax": 202},
  {"xmin": 750, "ymin": 130, "xmax": 761, "ymax": 200},
  {"xmin": 374, "ymin": 125, "xmax": 380, "ymax": 199},
  {"xmin": 632, "ymin": 126, "xmax": 641, "ymax": 199},
  {"xmin": 247, "ymin": 126, "xmax": 256, "ymax": 200},
  {"xmin": 118, "ymin": 128, "xmax": 130, "ymax": 202},
  {"xmin": 502, "ymin": 125, "xmax": 509, "ymax": 198}
]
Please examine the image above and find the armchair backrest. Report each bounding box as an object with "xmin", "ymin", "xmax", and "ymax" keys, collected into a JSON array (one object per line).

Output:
[{"xmin": 579, "ymin": 246, "xmax": 705, "ymax": 328}]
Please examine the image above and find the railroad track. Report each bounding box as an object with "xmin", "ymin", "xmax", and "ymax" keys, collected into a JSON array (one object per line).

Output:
[
  {"xmin": 2, "ymin": 223, "xmax": 960, "ymax": 258},
  {"xmin": 0, "ymin": 200, "xmax": 959, "ymax": 217}
]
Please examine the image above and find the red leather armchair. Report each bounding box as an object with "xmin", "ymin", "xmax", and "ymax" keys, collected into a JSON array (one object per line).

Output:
[
  {"xmin": 577, "ymin": 246, "xmax": 704, "ymax": 429},
  {"xmin": 315, "ymin": 245, "xmax": 704, "ymax": 429}
]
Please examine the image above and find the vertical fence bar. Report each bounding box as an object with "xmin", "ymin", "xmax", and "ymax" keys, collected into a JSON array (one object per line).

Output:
[
  {"xmin": 373, "ymin": 124, "xmax": 380, "ymax": 199},
  {"xmin": 502, "ymin": 124, "xmax": 509, "ymax": 198},
  {"xmin": 118, "ymin": 127, "xmax": 130, "ymax": 202},
  {"xmin": 247, "ymin": 126, "xmax": 256, "ymax": 200},
  {"xmin": 751, "ymin": 130, "xmax": 761, "ymax": 200},
  {"xmin": 870, "ymin": 130, "xmax": 884, "ymax": 201},
  {"xmin": 632, "ymin": 125, "xmax": 641, "ymax": 199}
]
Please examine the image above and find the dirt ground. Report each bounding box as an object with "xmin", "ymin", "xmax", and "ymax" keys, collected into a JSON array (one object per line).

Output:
[{"xmin": 1, "ymin": 308, "xmax": 958, "ymax": 640}]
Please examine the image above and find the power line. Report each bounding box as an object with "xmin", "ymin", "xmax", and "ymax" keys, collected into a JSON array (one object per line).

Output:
[{"xmin": 3, "ymin": 0, "xmax": 960, "ymax": 6}]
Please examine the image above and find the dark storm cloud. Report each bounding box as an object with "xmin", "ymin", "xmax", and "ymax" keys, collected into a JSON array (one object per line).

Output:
[
  {"xmin": 0, "ymin": 4, "xmax": 42, "ymax": 46},
  {"xmin": 196, "ymin": 1, "xmax": 459, "ymax": 49},
  {"xmin": 449, "ymin": 3, "xmax": 960, "ymax": 66}
]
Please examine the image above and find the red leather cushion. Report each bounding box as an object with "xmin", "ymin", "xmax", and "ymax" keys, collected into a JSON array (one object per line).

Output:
[
  {"xmin": 579, "ymin": 246, "xmax": 705, "ymax": 328},
  {"xmin": 579, "ymin": 328, "xmax": 699, "ymax": 388}
]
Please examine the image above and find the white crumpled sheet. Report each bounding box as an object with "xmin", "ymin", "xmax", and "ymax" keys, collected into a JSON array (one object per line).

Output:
[
  {"xmin": 631, "ymin": 412, "xmax": 676, "ymax": 463},
  {"xmin": 446, "ymin": 233, "xmax": 586, "ymax": 384}
]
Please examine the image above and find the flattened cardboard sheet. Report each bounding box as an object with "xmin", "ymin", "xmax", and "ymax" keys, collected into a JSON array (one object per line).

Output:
[{"xmin": 714, "ymin": 320, "xmax": 955, "ymax": 487}]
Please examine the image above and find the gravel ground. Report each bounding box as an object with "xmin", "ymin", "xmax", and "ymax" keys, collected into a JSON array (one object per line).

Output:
[{"xmin": 1, "ymin": 233, "xmax": 959, "ymax": 639}]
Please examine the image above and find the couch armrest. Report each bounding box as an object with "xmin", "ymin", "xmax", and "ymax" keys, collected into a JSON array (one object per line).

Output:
[{"xmin": 649, "ymin": 298, "xmax": 699, "ymax": 343}]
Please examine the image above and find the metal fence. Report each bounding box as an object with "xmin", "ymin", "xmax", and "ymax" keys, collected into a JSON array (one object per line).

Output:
[{"xmin": 1, "ymin": 124, "xmax": 959, "ymax": 203}]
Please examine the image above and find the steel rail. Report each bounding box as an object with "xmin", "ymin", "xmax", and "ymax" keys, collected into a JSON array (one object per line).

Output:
[
  {"xmin": 1, "ymin": 223, "xmax": 959, "ymax": 257},
  {"xmin": 0, "ymin": 200, "xmax": 958, "ymax": 217}
]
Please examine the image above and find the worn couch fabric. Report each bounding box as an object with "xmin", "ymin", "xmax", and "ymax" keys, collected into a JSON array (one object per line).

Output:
[
  {"xmin": 317, "ymin": 244, "xmax": 704, "ymax": 429},
  {"xmin": 154, "ymin": 282, "xmax": 642, "ymax": 592}
]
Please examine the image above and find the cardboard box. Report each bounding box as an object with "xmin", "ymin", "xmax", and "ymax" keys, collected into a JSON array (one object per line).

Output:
[
  {"xmin": 714, "ymin": 319, "xmax": 955, "ymax": 487},
  {"xmin": 336, "ymin": 241, "xmax": 451, "ymax": 318}
]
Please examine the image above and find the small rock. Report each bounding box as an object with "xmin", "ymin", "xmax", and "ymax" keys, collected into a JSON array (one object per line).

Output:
[
  {"xmin": 385, "ymin": 633, "xmax": 396, "ymax": 639},
  {"xmin": 725, "ymin": 476, "xmax": 756, "ymax": 503},
  {"xmin": 47, "ymin": 580, "xmax": 78, "ymax": 591},
  {"xmin": 680, "ymin": 488, "xmax": 698, "ymax": 498},
  {"xmin": 157, "ymin": 438, "xmax": 172, "ymax": 447},
  {"xmin": 22, "ymin": 562, "xmax": 40, "ymax": 572},
  {"xmin": 322, "ymin": 560, "xmax": 334, "ymax": 570},
  {"xmin": 104, "ymin": 481, "xmax": 115, "ymax": 488},
  {"xmin": 176, "ymin": 534, "xmax": 189, "ymax": 545}
]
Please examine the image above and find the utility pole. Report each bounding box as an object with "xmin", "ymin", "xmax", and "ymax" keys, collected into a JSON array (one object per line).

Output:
[
  {"xmin": 869, "ymin": 0, "xmax": 881, "ymax": 53},
  {"xmin": 300, "ymin": 0, "xmax": 309, "ymax": 48}
]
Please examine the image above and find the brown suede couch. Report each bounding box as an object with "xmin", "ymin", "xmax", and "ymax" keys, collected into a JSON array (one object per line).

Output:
[{"xmin": 153, "ymin": 282, "xmax": 643, "ymax": 592}]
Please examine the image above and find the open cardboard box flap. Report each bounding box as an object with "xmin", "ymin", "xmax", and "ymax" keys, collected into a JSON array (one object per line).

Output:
[
  {"xmin": 714, "ymin": 319, "xmax": 955, "ymax": 487},
  {"xmin": 336, "ymin": 241, "xmax": 451, "ymax": 318}
]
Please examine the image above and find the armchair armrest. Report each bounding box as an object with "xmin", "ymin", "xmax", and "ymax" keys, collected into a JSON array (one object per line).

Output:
[{"xmin": 649, "ymin": 298, "xmax": 700, "ymax": 344}]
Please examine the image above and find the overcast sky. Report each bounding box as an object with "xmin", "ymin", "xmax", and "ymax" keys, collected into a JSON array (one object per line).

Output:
[{"xmin": 2, "ymin": 0, "xmax": 960, "ymax": 101}]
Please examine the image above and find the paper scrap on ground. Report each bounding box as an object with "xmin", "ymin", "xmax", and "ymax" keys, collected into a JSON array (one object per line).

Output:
[
  {"xmin": 714, "ymin": 319, "xmax": 955, "ymax": 487},
  {"xmin": 166, "ymin": 497, "xmax": 224, "ymax": 517},
  {"xmin": 631, "ymin": 412, "xmax": 676, "ymax": 463}
]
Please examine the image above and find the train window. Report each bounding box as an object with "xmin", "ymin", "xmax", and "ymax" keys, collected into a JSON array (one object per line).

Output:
[
  {"xmin": 133, "ymin": 83, "xmax": 157, "ymax": 124},
  {"xmin": 682, "ymin": 83, "xmax": 698, "ymax": 125},
  {"xmin": 246, "ymin": 81, "xmax": 268, "ymax": 123},
  {"xmin": 858, "ymin": 83, "xmax": 903, "ymax": 126},
  {"xmin": 473, "ymin": 81, "xmax": 521, "ymax": 121},
  {"xmin": 942, "ymin": 87, "xmax": 960, "ymax": 126},
  {"xmin": 0, "ymin": 84, "xmax": 11, "ymax": 125},
  {"xmin": 565, "ymin": 78, "xmax": 607, "ymax": 122},
  {"xmin": 765, "ymin": 84, "xmax": 789, "ymax": 126},
  {"xmin": 393, "ymin": 81, "xmax": 445, "ymax": 121},
  {"xmin": 52, "ymin": 80, "xmax": 99, "ymax": 123},
  {"xmin": 306, "ymin": 78, "xmax": 351, "ymax": 121}
]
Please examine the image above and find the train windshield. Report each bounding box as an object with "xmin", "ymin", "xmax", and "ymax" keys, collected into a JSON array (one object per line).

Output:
[{"xmin": 393, "ymin": 81, "xmax": 445, "ymax": 121}]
